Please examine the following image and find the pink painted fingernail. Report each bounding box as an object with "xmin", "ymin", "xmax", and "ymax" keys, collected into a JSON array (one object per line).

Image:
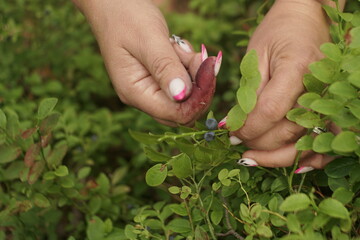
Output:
[
  {"xmin": 218, "ymin": 117, "xmax": 227, "ymax": 128},
  {"xmin": 201, "ymin": 44, "xmax": 208, "ymax": 62},
  {"xmin": 214, "ymin": 51, "xmax": 222, "ymax": 76},
  {"xmin": 230, "ymin": 136, "xmax": 242, "ymax": 145},
  {"xmin": 237, "ymin": 158, "xmax": 258, "ymax": 167},
  {"xmin": 169, "ymin": 78, "xmax": 186, "ymax": 101},
  {"xmin": 295, "ymin": 166, "xmax": 314, "ymax": 174}
]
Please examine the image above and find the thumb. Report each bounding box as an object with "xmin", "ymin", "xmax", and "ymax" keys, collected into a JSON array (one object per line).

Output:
[{"xmin": 127, "ymin": 32, "xmax": 193, "ymax": 102}]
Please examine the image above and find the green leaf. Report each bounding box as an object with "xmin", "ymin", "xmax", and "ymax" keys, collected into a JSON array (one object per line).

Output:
[
  {"xmin": 297, "ymin": 93, "xmax": 321, "ymax": 108},
  {"xmin": 60, "ymin": 176, "xmax": 75, "ymax": 188},
  {"xmin": 348, "ymin": 71, "xmax": 360, "ymax": 88},
  {"xmin": 347, "ymin": 99, "xmax": 360, "ymax": 119},
  {"xmin": 78, "ymin": 167, "xmax": 91, "ymax": 179},
  {"xmin": 195, "ymin": 226, "xmax": 209, "ymax": 240},
  {"xmin": 312, "ymin": 132, "xmax": 335, "ymax": 153},
  {"xmin": 0, "ymin": 109, "xmax": 6, "ymax": 129},
  {"xmin": 322, "ymin": 5, "xmax": 340, "ymax": 23},
  {"xmin": 218, "ymin": 168, "xmax": 229, "ymax": 181},
  {"xmin": 329, "ymin": 81, "xmax": 357, "ymax": 99},
  {"xmin": 331, "ymin": 108, "xmax": 359, "ymax": 128},
  {"xmin": 319, "ymin": 198, "xmax": 349, "ymax": 219},
  {"xmin": 350, "ymin": 26, "xmax": 360, "ymax": 49},
  {"xmin": 331, "ymin": 131, "xmax": 359, "ymax": 153},
  {"xmin": 332, "ymin": 187, "xmax": 354, "ymax": 205},
  {"xmin": 240, "ymin": 49, "xmax": 261, "ymax": 82},
  {"xmin": 286, "ymin": 108, "xmax": 308, "ymax": 122},
  {"xmin": 256, "ymin": 224, "xmax": 273, "ymax": 238},
  {"xmin": 87, "ymin": 216, "xmax": 105, "ymax": 240},
  {"xmin": 144, "ymin": 147, "xmax": 170, "ymax": 162},
  {"xmin": 124, "ymin": 225, "xmax": 137, "ymax": 240},
  {"xmin": 320, "ymin": 43, "xmax": 342, "ymax": 62},
  {"xmin": 237, "ymin": 86, "xmax": 257, "ymax": 114},
  {"xmin": 47, "ymin": 143, "xmax": 68, "ymax": 167},
  {"xmin": 37, "ymin": 98, "xmax": 58, "ymax": 119},
  {"xmin": 303, "ymin": 74, "xmax": 326, "ymax": 94},
  {"xmin": 310, "ymin": 99, "xmax": 343, "ymax": 116},
  {"xmin": 312, "ymin": 213, "xmax": 330, "ymax": 229},
  {"xmin": 227, "ymin": 104, "xmax": 247, "ymax": 131},
  {"xmin": 145, "ymin": 164, "xmax": 167, "ymax": 186},
  {"xmin": 0, "ymin": 145, "xmax": 21, "ymax": 164},
  {"xmin": 325, "ymin": 158, "xmax": 358, "ymax": 178},
  {"xmin": 55, "ymin": 165, "xmax": 69, "ymax": 177},
  {"xmin": 294, "ymin": 111, "xmax": 323, "ymax": 129},
  {"xmin": 287, "ymin": 214, "xmax": 302, "ymax": 234},
  {"xmin": 170, "ymin": 153, "xmax": 192, "ymax": 179},
  {"xmin": 168, "ymin": 186, "xmax": 180, "ymax": 194},
  {"xmin": 33, "ymin": 193, "xmax": 50, "ymax": 208},
  {"xmin": 339, "ymin": 12, "xmax": 353, "ymax": 22},
  {"xmin": 309, "ymin": 58, "xmax": 338, "ymax": 84},
  {"xmin": 271, "ymin": 176, "xmax": 288, "ymax": 192},
  {"xmin": 228, "ymin": 169, "xmax": 240, "ymax": 178},
  {"xmin": 210, "ymin": 210, "xmax": 223, "ymax": 225},
  {"xmin": 128, "ymin": 130, "xmax": 161, "ymax": 145},
  {"xmin": 295, "ymin": 135, "xmax": 314, "ymax": 151},
  {"xmin": 167, "ymin": 218, "xmax": 191, "ymax": 233},
  {"xmin": 39, "ymin": 112, "xmax": 61, "ymax": 135},
  {"xmin": 250, "ymin": 204, "xmax": 262, "ymax": 220},
  {"xmin": 341, "ymin": 55, "xmax": 360, "ymax": 73},
  {"xmin": 280, "ymin": 193, "xmax": 311, "ymax": 212},
  {"xmin": 169, "ymin": 204, "xmax": 187, "ymax": 216}
]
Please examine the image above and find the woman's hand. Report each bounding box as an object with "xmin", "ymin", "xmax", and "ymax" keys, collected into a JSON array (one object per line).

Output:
[
  {"xmin": 230, "ymin": 0, "xmax": 345, "ymax": 171},
  {"xmin": 72, "ymin": 0, "xmax": 221, "ymax": 126}
]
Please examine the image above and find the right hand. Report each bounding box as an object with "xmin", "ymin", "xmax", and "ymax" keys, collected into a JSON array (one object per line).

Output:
[{"xmin": 72, "ymin": 0, "xmax": 221, "ymax": 126}]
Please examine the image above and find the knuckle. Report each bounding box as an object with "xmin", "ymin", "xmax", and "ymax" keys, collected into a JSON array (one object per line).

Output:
[
  {"xmin": 259, "ymin": 98, "xmax": 284, "ymax": 122},
  {"xmin": 277, "ymin": 125, "xmax": 304, "ymax": 144},
  {"xmin": 151, "ymin": 56, "xmax": 174, "ymax": 80}
]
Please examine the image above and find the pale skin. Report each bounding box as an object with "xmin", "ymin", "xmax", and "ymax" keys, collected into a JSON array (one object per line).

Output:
[{"xmin": 72, "ymin": 0, "xmax": 346, "ymax": 171}]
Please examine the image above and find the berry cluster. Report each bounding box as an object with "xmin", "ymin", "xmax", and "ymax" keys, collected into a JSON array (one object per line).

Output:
[{"xmin": 204, "ymin": 118, "xmax": 218, "ymax": 142}]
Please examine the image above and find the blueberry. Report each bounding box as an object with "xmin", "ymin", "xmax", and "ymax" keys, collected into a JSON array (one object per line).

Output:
[
  {"xmin": 205, "ymin": 118, "xmax": 218, "ymax": 130},
  {"xmin": 204, "ymin": 131, "xmax": 215, "ymax": 142}
]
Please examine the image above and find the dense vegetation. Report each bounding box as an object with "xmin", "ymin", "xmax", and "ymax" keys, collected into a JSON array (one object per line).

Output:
[{"xmin": 0, "ymin": 0, "xmax": 359, "ymax": 239}]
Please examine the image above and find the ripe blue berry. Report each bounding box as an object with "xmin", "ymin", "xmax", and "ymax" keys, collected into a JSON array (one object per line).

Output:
[
  {"xmin": 204, "ymin": 131, "xmax": 215, "ymax": 142},
  {"xmin": 205, "ymin": 118, "xmax": 218, "ymax": 130}
]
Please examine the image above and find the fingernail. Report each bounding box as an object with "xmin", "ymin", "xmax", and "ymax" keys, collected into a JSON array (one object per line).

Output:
[
  {"xmin": 218, "ymin": 117, "xmax": 227, "ymax": 128},
  {"xmin": 294, "ymin": 166, "xmax": 314, "ymax": 174},
  {"xmin": 169, "ymin": 78, "xmax": 186, "ymax": 101},
  {"xmin": 237, "ymin": 158, "xmax": 258, "ymax": 167},
  {"xmin": 172, "ymin": 34, "xmax": 192, "ymax": 53},
  {"xmin": 169, "ymin": 37, "xmax": 175, "ymax": 43},
  {"xmin": 230, "ymin": 136, "xmax": 242, "ymax": 145},
  {"xmin": 214, "ymin": 51, "xmax": 222, "ymax": 76},
  {"xmin": 201, "ymin": 44, "xmax": 208, "ymax": 62}
]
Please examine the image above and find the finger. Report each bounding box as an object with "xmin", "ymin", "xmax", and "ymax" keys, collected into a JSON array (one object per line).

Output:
[
  {"xmin": 242, "ymin": 119, "xmax": 306, "ymax": 150},
  {"xmin": 237, "ymin": 144, "xmax": 313, "ymax": 168},
  {"xmin": 234, "ymin": 59, "xmax": 306, "ymax": 142},
  {"xmin": 125, "ymin": 28, "xmax": 194, "ymax": 102},
  {"xmin": 297, "ymin": 154, "xmax": 334, "ymax": 171},
  {"xmin": 115, "ymin": 53, "xmax": 217, "ymax": 125}
]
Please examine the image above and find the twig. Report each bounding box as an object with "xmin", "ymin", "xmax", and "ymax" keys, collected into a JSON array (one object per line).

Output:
[{"xmin": 219, "ymin": 195, "xmax": 245, "ymax": 240}]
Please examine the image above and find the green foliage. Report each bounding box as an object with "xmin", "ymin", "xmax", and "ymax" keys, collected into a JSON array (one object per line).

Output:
[{"xmin": 1, "ymin": 0, "xmax": 359, "ymax": 240}]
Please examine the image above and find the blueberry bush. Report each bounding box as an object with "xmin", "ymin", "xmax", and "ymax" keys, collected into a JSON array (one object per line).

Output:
[{"xmin": 0, "ymin": 0, "xmax": 359, "ymax": 239}]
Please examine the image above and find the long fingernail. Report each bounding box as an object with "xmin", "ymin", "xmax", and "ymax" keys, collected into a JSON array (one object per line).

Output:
[
  {"xmin": 169, "ymin": 78, "xmax": 186, "ymax": 101},
  {"xmin": 237, "ymin": 158, "xmax": 258, "ymax": 167},
  {"xmin": 218, "ymin": 117, "xmax": 227, "ymax": 128},
  {"xmin": 214, "ymin": 51, "xmax": 222, "ymax": 76},
  {"xmin": 201, "ymin": 44, "xmax": 208, "ymax": 62},
  {"xmin": 230, "ymin": 136, "xmax": 242, "ymax": 145},
  {"xmin": 295, "ymin": 166, "xmax": 314, "ymax": 174}
]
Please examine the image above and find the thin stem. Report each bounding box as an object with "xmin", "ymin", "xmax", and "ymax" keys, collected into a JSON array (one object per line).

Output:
[
  {"xmin": 183, "ymin": 199, "xmax": 195, "ymax": 234},
  {"xmin": 157, "ymin": 129, "xmax": 228, "ymax": 142},
  {"xmin": 288, "ymin": 150, "xmax": 303, "ymax": 194},
  {"xmin": 261, "ymin": 209, "xmax": 287, "ymax": 221},
  {"xmin": 256, "ymin": 166, "xmax": 279, "ymax": 177},
  {"xmin": 297, "ymin": 173, "xmax": 307, "ymax": 193}
]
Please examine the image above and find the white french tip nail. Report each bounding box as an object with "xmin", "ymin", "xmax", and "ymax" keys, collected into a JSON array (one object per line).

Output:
[
  {"xmin": 201, "ymin": 44, "xmax": 208, "ymax": 62},
  {"xmin": 237, "ymin": 158, "xmax": 258, "ymax": 167},
  {"xmin": 214, "ymin": 51, "xmax": 222, "ymax": 76},
  {"xmin": 179, "ymin": 41, "xmax": 192, "ymax": 53},
  {"xmin": 169, "ymin": 78, "xmax": 186, "ymax": 101},
  {"xmin": 230, "ymin": 136, "xmax": 242, "ymax": 145},
  {"xmin": 295, "ymin": 166, "xmax": 314, "ymax": 174}
]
